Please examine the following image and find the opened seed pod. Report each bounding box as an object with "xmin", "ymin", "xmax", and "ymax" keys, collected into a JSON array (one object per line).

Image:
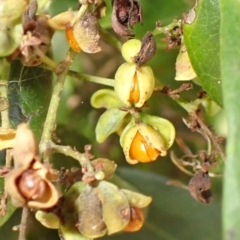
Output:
[
  {"xmin": 120, "ymin": 123, "xmax": 167, "ymax": 164},
  {"xmin": 114, "ymin": 63, "xmax": 155, "ymax": 108}
]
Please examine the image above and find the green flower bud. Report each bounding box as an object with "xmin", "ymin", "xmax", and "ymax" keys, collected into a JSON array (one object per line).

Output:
[
  {"xmin": 120, "ymin": 123, "xmax": 167, "ymax": 164},
  {"xmin": 114, "ymin": 63, "xmax": 155, "ymax": 107},
  {"xmin": 121, "ymin": 39, "xmax": 141, "ymax": 63}
]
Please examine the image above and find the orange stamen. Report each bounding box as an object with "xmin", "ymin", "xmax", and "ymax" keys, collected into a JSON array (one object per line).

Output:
[
  {"xmin": 66, "ymin": 27, "xmax": 81, "ymax": 52},
  {"xmin": 128, "ymin": 72, "xmax": 140, "ymax": 103}
]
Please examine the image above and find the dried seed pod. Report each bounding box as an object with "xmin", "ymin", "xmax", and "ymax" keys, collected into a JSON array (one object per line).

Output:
[
  {"xmin": 111, "ymin": 0, "xmax": 142, "ymax": 37},
  {"xmin": 133, "ymin": 32, "xmax": 156, "ymax": 67},
  {"xmin": 70, "ymin": 11, "xmax": 101, "ymax": 53},
  {"xmin": 13, "ymin": 123, "xmax": 39, "ymax": 168},
  {"xmin": 17, "ymin": 3, "xmax": 55, "ymax": 66},
  {"xmin": 189, "ymin": 170, "xmax": 212, "ymax": 204},
  {"xmin": 76, "ymin": 185, "xmax": 107, "ymax": 238},
  {"xmin": 18, "ymin": 169, "xmax": 46, "ymax": 200},
  {"xmin": 5, "ymin": 123, "xmax": 59, "ymax": 209}
]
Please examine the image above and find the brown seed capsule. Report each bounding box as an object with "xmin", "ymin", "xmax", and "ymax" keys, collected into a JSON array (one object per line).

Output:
[
  {"xmin": 5, "ymin": 123, "xmax": 59, "ymax": 209},
  {"xmin": 133, "ymin": 31, "xmax": 156, "ymax": 66},
  {"xmin": 18, "ymin": 169, "xmax": 47, "ymax": 200},
  {"xmin": 189, "ymin": 170, "xmax": 212, "ymax": 204},
  {"xmin": 111, "ymin": 0, "xmax": 142, "ymax": 37}
]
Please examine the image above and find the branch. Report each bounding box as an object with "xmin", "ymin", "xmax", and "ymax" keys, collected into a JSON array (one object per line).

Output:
[
  {"xmin": 152, "ymin": 19, "xmax": 181, "ymax": 36},
  {"xmin": 190, "ymin": 111, "xmax": 226, "ymax": 161},
  {"xmin": 44, "ymin": 141, "xmax": 94, "ymax": 173},
  {"xmin": 39, "ymin": 49, "xmax": 77, "ymax": 162},
  {"xmin": 18, "ymin": 207, "xmax": 29, "ymax": 240}
]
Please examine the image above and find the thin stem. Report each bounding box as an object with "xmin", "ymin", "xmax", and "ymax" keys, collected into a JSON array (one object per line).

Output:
[
  {"xmin": 191, "ymin": 112, "xmax": 226, "ymax": 161},
  {"xmin": 152, "ymin": 19, "xmax": 181, "ymax": 36},
  {"xmin": 40, "ymin": 49, "xmax": 77, "ymax": 162},
  {"xmin": 46, "ymin": 141, "xmax": 94, "ymax": 172},
  {"xmin": 99, "ymin": 27, "xmax": 122, "ymax": 51},
  {"xmin": 70, "ymin": 4, "xmax": 88, "ymax": 26},
  {"xmin": 18, "ymin": 207, "xmax": 29, "ymax": 240},
  {"xmin": 40, "ymin": 64, "xmax": 115, "ymax": 87},
  {"xmin": 68, "ymin": 70, "xmax": 115, "ymax": 87},
  {"xmin": 34, "ymin": 47, "xmax": 57, "ymax": 70}
]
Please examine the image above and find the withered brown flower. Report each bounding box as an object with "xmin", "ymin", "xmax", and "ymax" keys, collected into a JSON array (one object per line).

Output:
[
  {"xmin": 189, "ymin": 170, "xmax": 212, "ymax": 204},
  {"xmin": 5, "ymin": 123, "xmax": 59, "ymax": 209},
  {"xmin": 133, "ymin": 31, "xmax": 156, "ymax": 67},
  {"xmin": 111, "ymin": 0, "xmax": 142, "ymax": 37}
]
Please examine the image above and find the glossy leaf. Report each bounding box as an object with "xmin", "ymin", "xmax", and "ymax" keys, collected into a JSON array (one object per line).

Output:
[
  {"xmin": 184, "ymin": 0, "xmax": 222, "ymax": 106},
  {"xmin": 219, "ymin": 0, "xmax": 240, "ymax": 239},
  {"xmin": 8, "ymin": 60, "xmax": 52, "ymax": 139}
]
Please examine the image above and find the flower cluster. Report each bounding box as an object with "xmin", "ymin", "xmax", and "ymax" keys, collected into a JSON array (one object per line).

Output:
[
  {"xmin": 36, "ymin": 180, "xmax": 152, "ymax": 239},
  {"xmin": 91, "ymin": 36, "xmax": 175, "ymax": 164}
]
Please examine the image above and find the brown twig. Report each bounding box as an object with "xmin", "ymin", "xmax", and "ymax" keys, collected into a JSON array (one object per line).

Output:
[
  {"xmin": 18, "ymin": 207, "xmax": 29, "ymax": 240},
  {"xmin": 190, "ymin": 111, "xmax": 226, "ymax": 161},
  {"xmin": 157, "ymin": 83, "xmax": 193, "ymax": 98}
]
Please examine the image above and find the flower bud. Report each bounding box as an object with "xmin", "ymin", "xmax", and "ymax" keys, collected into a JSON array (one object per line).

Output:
[
  {"xmin": 121, "ymin": 39, "xmax": 141, "ymax": 63},
  {"xmin": 114, "ymin": 63, "xmax": 155, "ymax": 107},
  {"xmin": 120, "ymin": 123, "xmax": 167, "ymax": 164}
]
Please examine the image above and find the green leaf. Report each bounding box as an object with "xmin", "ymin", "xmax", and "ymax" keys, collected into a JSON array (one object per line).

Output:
[
  {"xmin": 219, "ymin": 0, "xmax": 240, "ymax": 239},
  {"xmin": 105, "ymin": 168, "xmax": 221, "ymax": 240},
  {"xmin": 95, "ymin": 108, "xmax": 128, "ymax": 143},
  {"xmin": 184, "ymin": 0, "xmax": 222, "ymax": 107},
  {"xmin": 8, "ymin": 60, "xmax": 52, "ymax": 139}
]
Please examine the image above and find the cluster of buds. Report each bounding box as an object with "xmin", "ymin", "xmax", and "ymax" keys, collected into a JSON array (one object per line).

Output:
[
  {"xmin": 36, "ymin": 180, "xmax": 152, "ymax": 239},
  {"xmin": 5, "ymin": 123, "xmax": 59, "ymax": 209}
]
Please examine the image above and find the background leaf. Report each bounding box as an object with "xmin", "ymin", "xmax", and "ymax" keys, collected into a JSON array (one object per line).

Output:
[
  {"xmin": 8, "ymin": 60, "xmax": 52, "ymax": 140},
  {"xmin": 105, "ymin": 168, "xmax": 221, "ymax": 240},
  {"xmin": 219, "ymin": 0, "xmax": 240, "ymax": 239},
  {"xmin": 184, "ymin": 0, "xmax": 222, "ymax": 106}
]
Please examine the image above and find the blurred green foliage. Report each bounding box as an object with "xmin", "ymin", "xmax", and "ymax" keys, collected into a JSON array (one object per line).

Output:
[{"xmin": 0, "ymin": 0, "xmax": 224, "ymax": 239}]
